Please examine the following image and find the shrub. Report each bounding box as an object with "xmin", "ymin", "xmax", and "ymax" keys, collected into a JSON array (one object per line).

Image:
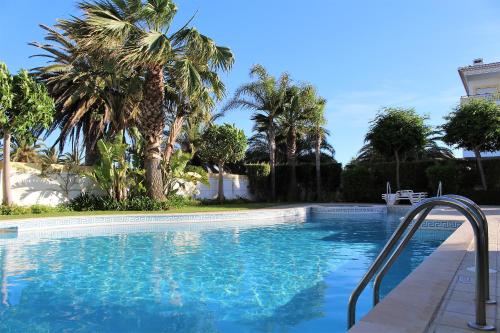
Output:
[
  {"xmin": 68, "ymin": 193, "xmax": 196, "ymax": 211},
  {"xmin": 247, "ymin": 162, "xmax": 342, "ymax": 202},
  {"xmin": 165, "ymin": 195, "xmax": 196, "ymax": 209},
  {"xmin": 245, "ymin": 163, "xmax": 270, "ymax": 201},
  {"xmin": 126, "ymin": 196, "xmax": 166, "ymax": 211},
  {"xmin": 0, "ymin": 204, "xmax": 68, "ymax": 216},
  {"xmin": 341, "ymin": 165, "xmax": 378, "ymax": 202},
  {"xmin": 425, "ymin": 162, "xmax": 462, "ymax": 194},
  {"xmin": 67, "ymin": 194, "xmax": 122, "ymax": 211}
]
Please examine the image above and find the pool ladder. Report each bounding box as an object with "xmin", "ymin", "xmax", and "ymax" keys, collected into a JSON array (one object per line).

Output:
[{"xmin": 347, "ymin": 195, "xmax": 496, "ymax": 331}]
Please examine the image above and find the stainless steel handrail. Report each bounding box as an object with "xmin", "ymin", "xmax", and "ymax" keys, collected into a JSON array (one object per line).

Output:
[
  {"xmin": 442, "ymin": 194, "xmax": 495, "ymax": 305},
  {"xmin": 347, "ymin": 196, "xmax": 495, "ymax": 331},
  {"xmin": 373, "ymin": 195, "xmax": 495, "ymax": 306}
]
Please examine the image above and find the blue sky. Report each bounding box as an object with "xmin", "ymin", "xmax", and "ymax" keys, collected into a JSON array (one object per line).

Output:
[{"xmin": 1, "ymin": 0, "xmax": 500, "ymax": 164}]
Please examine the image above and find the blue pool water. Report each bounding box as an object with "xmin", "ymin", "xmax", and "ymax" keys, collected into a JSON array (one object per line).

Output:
[{"xmin": 0, "ymin": 213, "xmax": 453, "ymax": 333}]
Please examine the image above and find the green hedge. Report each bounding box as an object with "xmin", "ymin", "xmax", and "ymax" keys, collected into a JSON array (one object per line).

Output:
[
  {"xmin": 340, "ymin": 157, "xmax": 500, "ymax": 204},
  {"xmin": 245, "ymin": 158, "xmax": 500, "ymax": 204},
  {"xmin": 246, "ymin": 163, "xmax": 342, "ymax": 202},
  {"xmin": 275, "ymin": 163, "xmax": 342, "ymax": 201},
  {"xmin": 245, "ymin": 163, "xmax": 271, "ymax": 201}
]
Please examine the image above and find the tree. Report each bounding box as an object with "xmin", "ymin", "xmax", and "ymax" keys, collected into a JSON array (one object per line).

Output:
[
  {"xmin": 32, "ymin": 23, "xmax": 142, "ymax": 166},
  {"xmin": 224, "ymin": 65, "xmax": 290, "ymax": 201},
  {"xmin": 162, "ymin": 48, "xmax": 233, "ymax": 165},
  {"xmin": 77, "ymin": 0, "xmax": 233, "ymax": 200},
  {"xmin": 278, "ymin": 85, "xmax": 321, "ymax": 200},
  {"xmin": 0, "ymin": 66, "xmax": 55, "ymax": 205},
  {"xmin": 365, "ymin": 107, "xmax": 428, "ymax": 189},
  {"xmin": 442, "ymin": 99, "xmax": 500, "ymax": 190},
  {"xmin": 198, "ymin": 124, "xmax": 247, "ymax": 203},
  {"xmin": 354, "ymin": 130, "xmax": 453, "ymax": 164},
  {"xmin": 11, "ymin": 138, "xmax": 43, "ymax": 163},
  {"xmin": 307, "ymin": 96, "xmax": 328, "ymax": 201}
]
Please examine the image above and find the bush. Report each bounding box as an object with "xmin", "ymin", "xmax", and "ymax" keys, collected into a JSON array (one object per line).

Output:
[
  {"xmin": 0, "ymin": 204, "xmax": 68, "ymax": 216},
  {"xmin": 67, "ymin": 194, "xmax": 122, "ymax": 211},
  {"xmin": 200, "ymin": 197, "xmax": 252, "ymax": 205},
  {"xmin": 245, "ymin": 163, "xmax": 271, "ymax": 201},
  {"xmin": 68, "ymin": 193, "xmax": 197, "ymax": 211},
  {"xmin": 341, "ymin": 165, "xmax": 379, "ymax": 202},
  {"xmin": 458, "ymin": 189, "xmax": 500, "ymax": 205},
  {"xmin": 425, "ymin": 162, "xmax": 462, "ymax": 193},
  {"xmin": 164, "ymin": 195, "xmax": 196, "ymax": 209},
  {"xmin": 126, "ymin": 196, "xmax": 166, "ymax": 211}
]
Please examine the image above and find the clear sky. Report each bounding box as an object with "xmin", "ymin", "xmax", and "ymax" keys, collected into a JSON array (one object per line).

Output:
[{"xmin": 1, "ymin": 0, "xmax": 500, "ymax": 164}]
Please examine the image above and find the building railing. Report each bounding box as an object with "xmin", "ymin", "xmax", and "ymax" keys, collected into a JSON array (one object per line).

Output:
[{"xmin": 461, "ymin": 93, "xmax": 500, "ymax": 104}]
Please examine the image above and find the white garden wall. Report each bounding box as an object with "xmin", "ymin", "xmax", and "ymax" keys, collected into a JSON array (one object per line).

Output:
[
  {"xmin": 195, "ymin": 173, "xmax": 252, "ymax": 201},
  {"xmin": 0, "ymin": 163, "xmax": 252, "ymax": 206},
  {"xmin": 0, "ymin": 163, "xmax": 101, "ymax": 206}
]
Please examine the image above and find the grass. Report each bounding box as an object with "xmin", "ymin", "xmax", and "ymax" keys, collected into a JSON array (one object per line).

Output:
[{"xmin": 0, "ymin": 203, "xmax": 278, "ymax": 221}]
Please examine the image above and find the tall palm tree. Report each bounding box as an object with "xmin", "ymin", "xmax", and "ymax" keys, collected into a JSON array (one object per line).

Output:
[
  {"xmin": 307, "ymin": 96, "xmax": 328, "ymax": 200},
  {"xmin": 224, "ymin": 65, "xmax": 290, "ymax": 201},
  {"xmin": 162, "ymin": 50, "xmax": 232, "ymax": 165},
  {"xmin": 278, "ymin": 85, "xmax": 317, "ymax": 200},
  {"xmin": 31, "ymin": 23, "xmax": 142, "ymax": 165},
  {"xmin": 76, "ymin": 0, "xmax": 233, "ymax": 199}
]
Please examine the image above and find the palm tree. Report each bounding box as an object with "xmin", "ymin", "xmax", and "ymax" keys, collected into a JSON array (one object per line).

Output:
[
  {"xmin": 77, "ymin": 0, "xmax": 233, "ymax": 199},
  {"xmin": 278, "ymin": 85, "xmax": 318, "ymax": 200},
  {"xmin": 224, "ymin": 65, "xmax": 290, "ymax": 201},
  {"xmin": 307, "ymin": 96, "xmax": 328, "ymax": 200},
  {"xmin": 39, "ymin": 146, "xmax": 62, "ymax": 165},
  {"xmin": 11, "ymin": 138, "xmax": 43, "ymax": 163},
  {"xmin": 162, "ymin": 51, "xmax": 233, "ymax": 165},
  {"xmin": 176, "ymin": 107, "xmax": 222, "ymax": 155},
  {"xmin": 31, "ymin": 23, "xmax": 142, "ymax": 165}
]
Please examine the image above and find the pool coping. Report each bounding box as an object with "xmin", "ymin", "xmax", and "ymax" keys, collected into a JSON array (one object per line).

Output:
[{"xmin": 0, "ymin": 204, "xmax": 389, "ymax": 232}]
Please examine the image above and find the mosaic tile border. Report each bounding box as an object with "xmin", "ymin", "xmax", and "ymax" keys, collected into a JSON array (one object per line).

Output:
[
  {"xmin": 0, "ymin": 204, "xmax": 461, "ymax": 236},
  {"xmin": 0, "ymin": 207, "xmax": 309, "ymax": 232},
  {"xmin": 311, "ymin": 205, "xmax": 387, "ymax": 216},
  {"xmin": 416, "ymin": 219, "xmax": 464, "ymax": 231},
  {"xmin": 0, "ymin": 205, "xmax": 394, "ymax": 233}
]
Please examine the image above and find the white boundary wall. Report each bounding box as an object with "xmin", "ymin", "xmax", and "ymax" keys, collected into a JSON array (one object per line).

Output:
[
  {"xmin": 0, "ymin": 163, "xmax": 100, "ymax": 206},
  {"xmin": 195, "ymin": 173, "xmax": 252, "ymax": 201},
  {"xmin": 0, "ymin": 163, "xmax": 252, "ymax": 206}
]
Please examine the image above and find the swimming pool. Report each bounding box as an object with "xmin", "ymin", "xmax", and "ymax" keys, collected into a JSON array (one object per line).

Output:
[{"xmin": 0, "ymin": 211, "xmax": 453, "ymax": 333}]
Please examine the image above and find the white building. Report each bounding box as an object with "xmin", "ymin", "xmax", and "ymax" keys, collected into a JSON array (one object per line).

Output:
[{"xmin": 458, "ymin": 58, "xmax": 500, "ymax": 158}]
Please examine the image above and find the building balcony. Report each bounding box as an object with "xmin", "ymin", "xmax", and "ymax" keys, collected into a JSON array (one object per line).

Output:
[{"xmin": 460, "ymin": 93, "xmax": 500, "ymax": 104}]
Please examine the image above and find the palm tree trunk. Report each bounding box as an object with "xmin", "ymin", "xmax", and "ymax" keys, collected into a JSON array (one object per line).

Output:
[
  {"xmin": 394, "ymin": 150, "xmax": 400, "ymax": 190},
  {"xmin": 287, "ymin": 127, "xmax": 297, "ymax": 201},
  {"xmin": 268, "ymin": 125, "xmax": 276, "ymax": 202},
  {"xmin": 163, "ymin": 114, "xmax": 184, "ymax": 165},
  {"xmin": 138, "ymin": 66, "xmax": 166, "ymax": 200},
  {"xmin": 2, "ymin": 131, "xmax": 12, "ymax": 206},
  {"xmin": 315, "ymin": 134, "xmax": 322, "ymax": 201},
  {"xmin": 144, "ymin": 136, "xmax": 164, "ymax": 200},
  {"xmin": 83, "ymin": 118, "xmax": 104, "ymax": 166},
  {"xmin": 84, "ymin": 139, "xmax": 99, "ymax": 166},
  {"xmin": 474, "ymin": 148, "xmax": 488, "ymax": 190},
  {"xmin": 218, "ymin": 161, "xmax": 225, "ymax": 203}
]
